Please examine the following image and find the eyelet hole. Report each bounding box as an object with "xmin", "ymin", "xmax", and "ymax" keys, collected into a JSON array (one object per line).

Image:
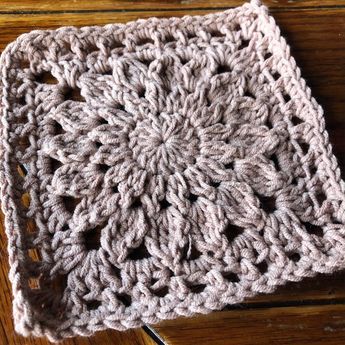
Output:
[
  {"xmin": 189, "ymin": 283, "xmax": 207, "ymax": 293},
  {"xmin": 222, "ymin": 271, "xmax": 240, "ymax": 283},
  {"xmin": 83, "ymin": 224, "xmax": 104, "ymax": 251},
  {"xmin": 127, "ymin": 242, "xmax": 150, "ymax": 261},
  {"xmin": 216, "ymin": 64, "xmax": 231, "ymax": 74},
  {"xmin": 288, "ymin": 252, "xmax": 301, "ymax": 262},
  {"xmin": 224, "ymin": 223, "xmax": 244, "ymax": 243},
  {"xmin": 86, "ymin": 300, "xmax": 101, "ymax": 311},
  {"xmin": 64, "ymin": 87, "xmax": 85, "ymax": 102},
  {"xmin": 62, "ymin": 196, "xmax": 81, "ymax": 214},
  {"xmin": 159, "ymin": 198, "xmax": 171, "ymax": 210},
  {"xmin": 256, "ymin": 260, "xmax": 268, "ymax": 274},
  {"xmin": 256, "ymin": 193, "xmax": 276, "ymax": 214},
  {"xmin": 36, "ymin": 71, "xmax": 58, "ymax": 85},
  {"xmin": 303, "ymin": 222, "xmax": 323, "ymax": 236},
  {"xmin": 117, "ymin": 293, "xmax": 132, "ymax": 307},
  {"xmin": 188, "ymin": 193, "xmax": 198, "ymax": 203}
]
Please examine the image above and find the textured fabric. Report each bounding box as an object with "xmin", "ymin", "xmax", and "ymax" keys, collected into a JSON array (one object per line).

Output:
[{"xmin": 1, "ymin": 0, "xmax": 345, "ymax": 341}]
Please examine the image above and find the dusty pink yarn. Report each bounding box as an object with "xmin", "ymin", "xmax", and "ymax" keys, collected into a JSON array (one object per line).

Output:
[{"xmin": 1, "ymin": 0, "xmax": 345, "ymax": 341}]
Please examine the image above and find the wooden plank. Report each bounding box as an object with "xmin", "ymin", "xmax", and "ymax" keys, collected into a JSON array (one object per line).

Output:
[
  {"xmin": 1, "ymin": 0, "xmax": 345, "ymax": 12},
  {"xmin": 153, "ymin": 304, "xmax": 345, "ymax": 345},
  {"xmin": 0, "ymin": 8, "xmax": 344, "ymax": 175},
  {"xmin": 0, "ymin": 210, "xmax": 157, "ymax": 345}
]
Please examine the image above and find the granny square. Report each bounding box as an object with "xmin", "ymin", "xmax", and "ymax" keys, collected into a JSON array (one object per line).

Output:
[{"xmin": 1, "ymin": 0, "xmax": 345, "ymax": 341}]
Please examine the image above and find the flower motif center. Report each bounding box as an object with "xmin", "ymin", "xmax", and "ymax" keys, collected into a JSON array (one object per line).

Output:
[{"xmin": 129, "ymin": 113, "xmax": 199, "ymax": 175}]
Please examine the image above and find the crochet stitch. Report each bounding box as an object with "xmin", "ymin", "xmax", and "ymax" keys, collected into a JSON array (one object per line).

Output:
[{"xmin": 1, "ymin": 0, "xmax": 345, "ymax": 341}]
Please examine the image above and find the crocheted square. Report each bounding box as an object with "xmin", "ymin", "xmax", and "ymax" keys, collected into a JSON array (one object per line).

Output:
[{"xmin": 1, "ymin": 0, "xmax": 345, "ymax": 341}]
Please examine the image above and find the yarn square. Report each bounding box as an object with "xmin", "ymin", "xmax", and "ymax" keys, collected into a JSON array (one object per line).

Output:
[{"xmin": 1, "ymin": 0, "xmax": 345, "ymax": 341}]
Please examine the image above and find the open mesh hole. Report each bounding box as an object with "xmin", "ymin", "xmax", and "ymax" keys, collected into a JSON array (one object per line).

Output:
[
  {"xmin": 298, "ymin": 141, "xmax": 310, "ymax": 156},
  {"xmin": 315, "ymin": 189, "xmax": 327, "ymax": 205},
  {"xmin": 163, "ymin": 34, "xmax": 175, "ymax": 43},
  {"xmin": 137, "ymin": 86, "xmax": 146, "ymax": 98},
  {"xmin": 109, "ymin": 264, "xmax": 121, "ymax": 279},
  {"xmin": 224, "ymin": 223, "xmax": 244, "ymax": 243},
  {"xmin": 291, "ymin": 116, "xmax": 303, "ymax": 126},
  {"xmin": 139, "ymin": 58, "xmax": 153, "ymax": 67},
  {"xmin": 86, "ymin": 300, "xmax": 101, "ymax": 311},
  {"xmin": 18, "ymin": 136, "xmax": 30, "ymax": 152},
  {"xmin": 64, "ymin": 87, "xmax": 85, "ymax": 102},
  {"xmin": 182, "ymin": 244, "xmax": 202, "ymax": 261},
  {"xmin": 28, "ymin": 248, "xmax": 41, "ymax": 262},
  {"xmin": 21, "ymin": 192, "xmax": 30, "ymax": 208},
  {"xmin": 222, "ymin": 271, "xmax": 240, "ymax": 283},
  {"xmin": 210, "ymin": 180, "xmax": 221, "ymax": 188},
  {"xmin": 186, "ymin": 31, "xmax": 197, "ymax": 39},
  {"xmin": 224, "ymin": 161, "xmax": 234, "ymax": 170},
  {"xmin": 256, "ymin": 260, "xmax": 268, "ymax": 274},
  {"xmin": 216, "ymin": 64, "xmax": 231, "ymax": 74},
  {"xmin": 268, "ymin": 153, "xmax": 280, "ymax": 170},
  {"xmin": 110, "ymin": 41, "xmax": 125, "ymax": 50},
  {"xmin": 137, "ymin": 37, "xmax": 154, "ymax": 46},
  {"xmin": 26, "ymin": 218, "xmax": 37, "ymax": 234},
  {"xmin": 127, "ymin": 242, "xmax": 150, "ymax": 260},
  {"xmin": 159, "ymin": 198, "xmax": 171, "ymax": 210},
  {"xmin": 28, "ymin": 277, "xmax": 40, "ymax": 290},
  {"xmin": 130, "ymin": 197, "xmax": 142, "ymax": 209},
  {"xmin": 17, "ymin": 95, "xmax": 27, "ymax": 106},
  {"xmin": 244, "ymin": 90, "xmax": 255, "ymax": 98},
  {"xmin": 85, "ymin": 44, "xmax": 99, "ymax": 54},
  {"xmin": 53, "ymin": 120, "xmax": 64, "ymax": 135},
  {"xmin": 98, "ymin": 164, "xmax": 110, "ymax": 174},
  {"xmin": 239, "ymin": 38, "xmax": 250, "ymax": 49},
  {"xmin": 210, "ymin": 29, "xmax": 224, "ymax": 37},
  {"xmin": 83, "ymin": 224, "xmax": 104, "ymax": 251},
  {"xmin": 272, "ymin": 71, "xmax": 281, "ymax": 81},
  {"xmin": 62, "ymin": 196, "xmax": 81, "ymax": 214},
  {"xmin": 94, "ymin": 141, "xmax": 103, "ymax": 149},
  {"xmin": 98, "ymin": 117, "xmax": 108, "ymax": 125},
  {"xmin": 188, "ymin": 193, "xmax": 199, "ymax": 203},
  {"xmin": 255, "ymin": 193, "xmax": 276, "ymax": 214},
  {"xmin": 233, "ymin": 23, "xmax": 241, "ymax": 31},
  {"xmin": 36, "ymin": 71, "xmax": 58, "ymax": 85},
  {"xmin": 189, "ymin": 283, "xmax": 207, "ymax": 293},
  {"xmin": 264, "ymin": 51, "xmax": 273, "ymax": 60},
  {"xmin": 309, "ymin": 164, "xmax": 317, "ymax": 176},
  {"xmin": 117, "ymin": 293, "xmax": 132, "ymax": 307},
  {"xmin": 50, "ymin": 158, "xmax": 63, "ymax": 172},
  {"xmin": 283, "ymin": 93, "xmax": 291, "ymax": 103},
  {"xmin": 288, "ymin": 252, "xmax": 301, "ymax": 262},
  {"xmin": 303, "ymin": 222, "xmax": 323, "ymax": 237},
  {"xmin": 151, "ymin": 285, "xmax": 169, "ymax": 298},
  {"xmin": 18, "ymin": 164, "xmax": 28, "ymax": 177}
]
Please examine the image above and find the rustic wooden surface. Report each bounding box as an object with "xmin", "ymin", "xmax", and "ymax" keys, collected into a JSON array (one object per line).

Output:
[{"xmin": 0, "ymin": 1, "xmax": 345, "ymax": 344}]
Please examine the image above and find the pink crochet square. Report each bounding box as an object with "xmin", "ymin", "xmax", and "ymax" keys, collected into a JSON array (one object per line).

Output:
[{"xmin": 1, "ymin": 0, "xmax": 345, "ymax": 341}]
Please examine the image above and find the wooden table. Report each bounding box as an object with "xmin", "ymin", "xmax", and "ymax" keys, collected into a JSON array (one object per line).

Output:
[{"xmin": 1, "ymin": 1, "xmax": 345, "ymax": 344}]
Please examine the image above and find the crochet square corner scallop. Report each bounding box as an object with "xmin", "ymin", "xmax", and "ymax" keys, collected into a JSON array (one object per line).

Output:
[{"xmin": 1, "ymin": 0, "xmax": 345, "ymax": 341}]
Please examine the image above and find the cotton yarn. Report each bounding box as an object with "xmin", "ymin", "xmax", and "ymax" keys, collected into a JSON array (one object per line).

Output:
[{"xmin": 1, "ymin": 0, "xmax": 345, "ymax": 341}]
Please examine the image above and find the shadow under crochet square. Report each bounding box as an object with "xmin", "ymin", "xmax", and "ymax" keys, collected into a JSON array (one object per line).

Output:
[{"xmin": 0, "ymin": 0, "xmax": 345, "ymax": 341}]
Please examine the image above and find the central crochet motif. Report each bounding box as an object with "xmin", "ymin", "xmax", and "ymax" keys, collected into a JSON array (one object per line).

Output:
[{"xmin": 129, "ymin": 113, "xmax": 199, "ymax": 174}]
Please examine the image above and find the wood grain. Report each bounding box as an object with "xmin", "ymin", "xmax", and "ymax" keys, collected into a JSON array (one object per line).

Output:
[
  {"xmin": 154, "ymin": 304, "xmax": 345, "ymax": 345},
  {"xmin": 1, "ymin": 0, "xmax": 345, "ymax": 12},
  {"xmin": 0, "ymin": 1, "xmax": 345, "ymax": 345}
]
